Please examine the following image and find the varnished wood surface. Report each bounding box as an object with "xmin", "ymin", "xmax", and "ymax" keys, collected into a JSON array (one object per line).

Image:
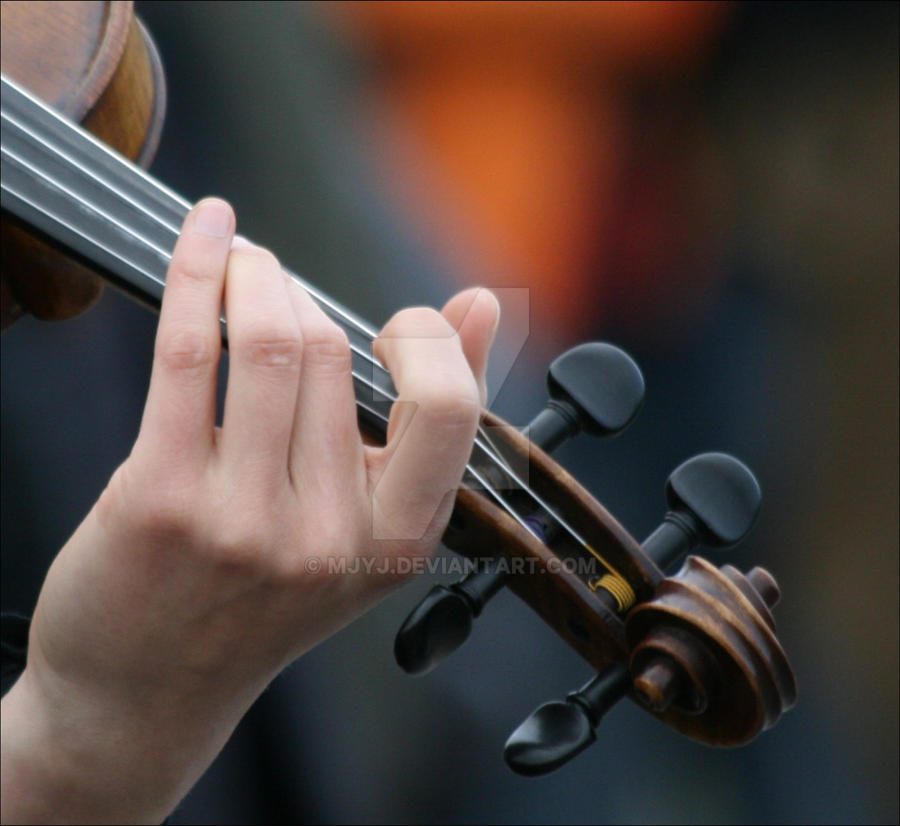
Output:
[
  {"xmin": 1, "ymin": 0, "xmax": 165, "ymax": 323},
  {"xmin": 440, "ymin": 409, "xmax": 664, "ymax": 673},
  {"xmin": 83, "ymin": 14, "xmax": 166, "ymax": 166},
  {"xmin": 0, "ymin": 0, "xmax": 131, "ymax": 120},
  {"xmin": 627, "ymin": 556, "xmax": 796, "ymax": 744}
]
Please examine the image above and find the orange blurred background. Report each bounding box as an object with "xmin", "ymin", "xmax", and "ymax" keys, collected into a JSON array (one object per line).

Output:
[{"xmin": 329, "ymin": 1, "xmax": 731, "ymax": 340}]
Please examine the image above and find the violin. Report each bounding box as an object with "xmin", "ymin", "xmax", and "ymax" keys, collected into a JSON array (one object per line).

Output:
[{"xmin": 0, "ymin": 0, "xmax": 795, "ymax": 776}]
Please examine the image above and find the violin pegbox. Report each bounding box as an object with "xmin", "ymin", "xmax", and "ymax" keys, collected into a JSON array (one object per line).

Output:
[
  {"xmin": 394, "ymin": 343, "xmax": 646, "ymax": 675},
  {"xmin": 392, "ymin": 342, "xmax": 796, "ymax": 775}
]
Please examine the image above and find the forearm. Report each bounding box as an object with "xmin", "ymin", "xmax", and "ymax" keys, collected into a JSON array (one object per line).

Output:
[{"xmin": 1, "ymin": 665, "xmax": 216, "ymax": 825}]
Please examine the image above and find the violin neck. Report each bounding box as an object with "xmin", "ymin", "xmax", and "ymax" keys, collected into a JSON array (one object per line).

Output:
[{"xmin": 0, "ymin": 73, "xmax": 395, "ymax": 436}]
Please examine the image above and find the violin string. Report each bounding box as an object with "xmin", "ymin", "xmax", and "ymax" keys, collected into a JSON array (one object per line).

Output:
[
  {"xmin": 2, "ymin": 94, "xmax": 490, "ymax": 443},
  {"xmin": 1, "ymin": 140, "xmax": 175, "ymax": 260},
  {"xmin": 2, "ymin": 74, "xmax": 380, "ymax": 337},
  {"xmin": 1, "ymin": 108, "xmax": 182, "ymax": 237},
  {"xmin": 0, "ymin": 86, "xmax": 602, "ymax": 563},
  {"xmin": 0, "ymin": 146, "xmax": 553, "ymax": 544},
  {"xmin": 0, "ymin": 77, "xmax": 520, "ymax": 472},
  {"xmin": 0, "ymin": 119, "xmax": 523, "ymax": 505},
  {"xmin": 0, "ymin": 77, "xmax": 602, "ymax": 563},
  {"xmin": 0, "ymin": 76, "xmax": 518, "ymax": 489},
  {"xmin": 0, "ymin": 164, "xmax": 542, "ymax": 539},
  {"xmin": 1, "ymin": 84, "xmax": 603, "ymax": 565},
  {"xmin": 1, "ymin": 107, "xmax": 413, "ymax": 418}
]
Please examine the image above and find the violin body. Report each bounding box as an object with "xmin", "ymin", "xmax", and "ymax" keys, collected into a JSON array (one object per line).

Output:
[{"xmin": 0, "ymin": 0, "xmax": 163, "ymax": 324}]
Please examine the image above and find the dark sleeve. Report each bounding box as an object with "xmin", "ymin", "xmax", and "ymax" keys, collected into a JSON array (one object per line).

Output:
[{"xmin": 1, "ymin": 612, "xmax": 31, "ymax": 697}]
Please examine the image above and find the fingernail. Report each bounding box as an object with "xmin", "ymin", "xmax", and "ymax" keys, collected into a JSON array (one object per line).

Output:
[
  {"xmin": 231, "ymin": 235, "xmax": 254, "ymax": 249},
  {"xmin": 193, "ymin": 199, "xmax": 232, "ymax": 238}
]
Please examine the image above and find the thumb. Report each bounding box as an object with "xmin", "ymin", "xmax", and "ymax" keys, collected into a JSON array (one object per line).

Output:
[{"xmin": 440, "ymin": 288, "xmax": 500, "ymax": 406}]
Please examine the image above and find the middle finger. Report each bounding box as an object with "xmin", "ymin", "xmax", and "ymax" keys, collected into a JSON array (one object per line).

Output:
[{"xmin": 219, "ymin": 242, "xmax": 302, "ymax": 488}]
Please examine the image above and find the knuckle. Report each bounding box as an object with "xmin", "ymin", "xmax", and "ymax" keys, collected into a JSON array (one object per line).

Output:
[
  {"xmin": 170, "ymin": 248, "xmax": 220, "ymax": 285},
  {"xmin": 94, "ymin": 464, "xmax": 132, "ymax": 529},
  {"xmin": 416, "ymin": 378, "xmax": 481, "ymax": 426},
  {"xmin": 270, "ymin": 549, "xmax": 320, "ymax": 586},
  {"xmin": 315, "ymin": 517, "xmax": 353, "ymax": 558},
  {"xmin": 233, "ymin": 325, "xmax": 303, "ymax": 370},
  {"xmin": 383, "ymin": 306, "xmax": 454, "ymax": 340},
  {"xmin": 135, "ymin": 497, "xmax": 195, "ymax": 539},
  {"xmin": 210, "ymin": 529, "xmax": 263, "ymax": 571},
  {"xmin": 203, "ymin": 506, "xmax": 273, "ymax": 571},
  {"xmin": 229, "ymin": 245, "xmax": 281, "ymax": 272},
  {"xmin": 302, "ymin": 323, "xmax": 351, "ymax": 374},
  {"xmin": 106, "ymin": 474, "xmax": 197, "ymax": 540},
  {"xmin": 155, "ymin": 329, "xmax": 217, "ymax": 374}
]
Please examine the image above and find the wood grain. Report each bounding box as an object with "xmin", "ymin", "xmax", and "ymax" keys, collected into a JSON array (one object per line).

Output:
[{"xmin": 1, "ymin": 0, "xmax": 165, "ymax": 322}]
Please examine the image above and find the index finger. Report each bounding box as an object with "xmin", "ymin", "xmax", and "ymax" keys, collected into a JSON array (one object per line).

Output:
[{"xmin": 137, "ymin": 199, "xmax": 235, "ymax": 466}]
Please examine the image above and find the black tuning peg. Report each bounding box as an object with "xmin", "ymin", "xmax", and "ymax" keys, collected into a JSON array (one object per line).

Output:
[
  {"xmin": 504, "ymin": 665, "xmax": 630, "ymax": 776},
  {"xmin": 642, "ymin": 452, "xmax": 762, "ymax": 571},
  {"xmin": 394, "ymin": 565, "xmax": 507, "ymax": 676},
  {"xmin": 395, "ymin": 342, "xmax": 645, "ymax": 677},
  {"xmin": 525, "ymin": 342, "xmax": 645, "ymax": 453},
  {"xmin": 503, "ymin": 453, "xmax": 762, "ymax": 775}
]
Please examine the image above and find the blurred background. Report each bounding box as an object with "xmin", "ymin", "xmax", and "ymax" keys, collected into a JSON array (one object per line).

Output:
[{"xmin": 2, "ymin": 1, "xmax": 897, "ymax": 823}]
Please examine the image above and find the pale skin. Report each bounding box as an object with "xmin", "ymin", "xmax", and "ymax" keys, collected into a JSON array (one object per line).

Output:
[{"xmin": 0, "ymin": 198, "xmax": 500, "ymax": 824}]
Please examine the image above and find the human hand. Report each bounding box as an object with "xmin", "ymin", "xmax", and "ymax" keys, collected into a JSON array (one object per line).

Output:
[{"xmin": 1, "ymin": 198, "xmax": 499, "ymax": 824}]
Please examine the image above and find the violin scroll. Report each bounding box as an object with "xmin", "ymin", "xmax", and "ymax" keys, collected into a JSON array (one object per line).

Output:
[
  {"xmin": 394, "ymin": 341, "xmax": 797, "ymax": 775},
  {"xmin": 627, "ymin": 556, "xmax": 796, "ymax": 745}
]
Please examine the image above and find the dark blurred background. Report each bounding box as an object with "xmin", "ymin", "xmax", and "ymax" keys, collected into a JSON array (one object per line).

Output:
[{"xmin": 2, "ymin": 1, "xmax": 897, "ymax": 823}]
